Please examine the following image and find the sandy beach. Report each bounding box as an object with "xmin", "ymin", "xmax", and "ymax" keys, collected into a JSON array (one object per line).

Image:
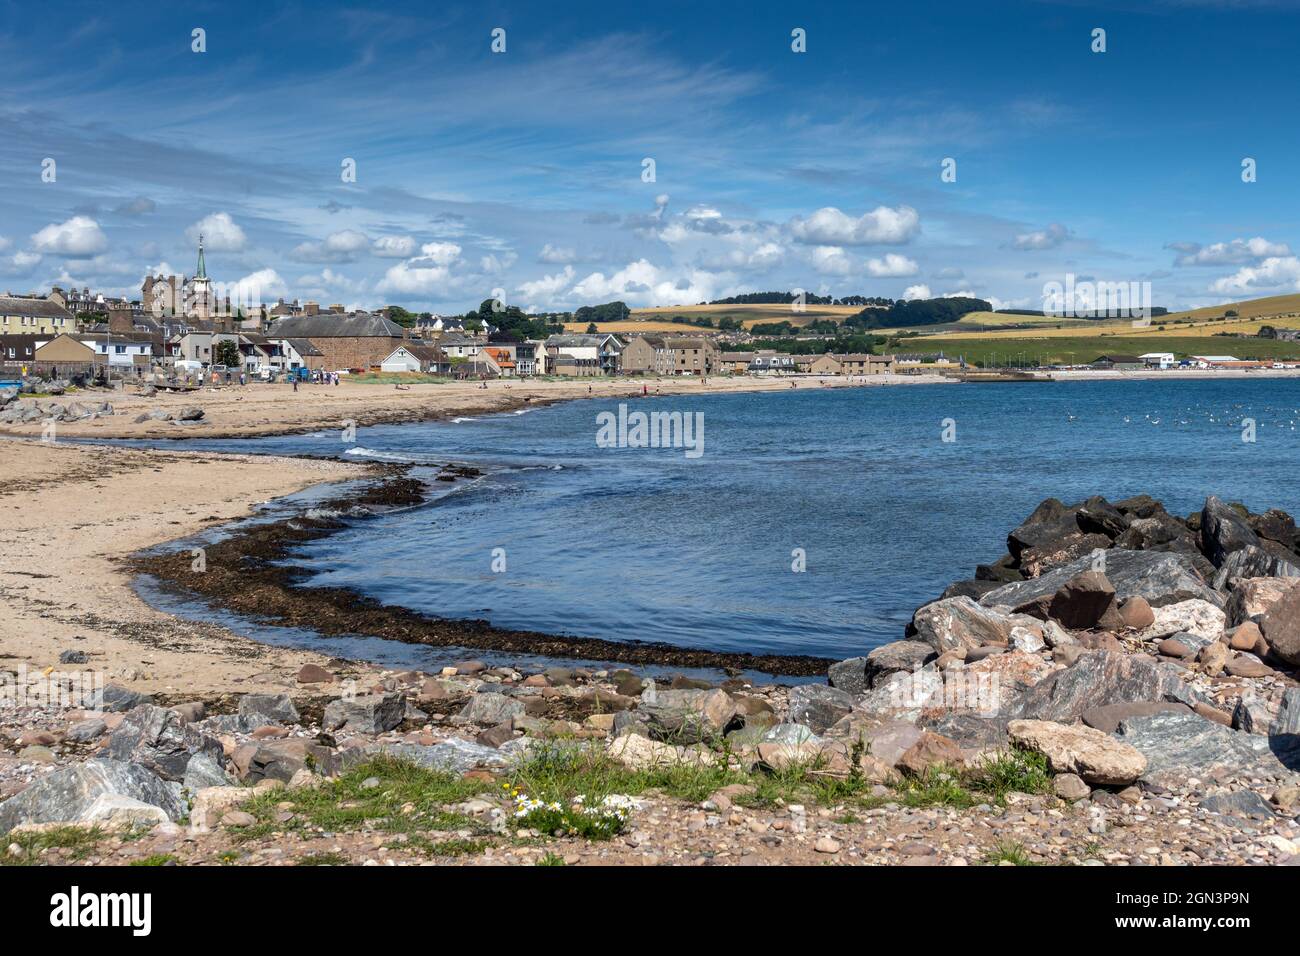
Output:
[
  {"xmin": 0, "ymin": 440, "xmax": 375, "ymax": 696},
  {"xmin": 0, "ymin": 372, "xmax": 950, "ymax": 441}
]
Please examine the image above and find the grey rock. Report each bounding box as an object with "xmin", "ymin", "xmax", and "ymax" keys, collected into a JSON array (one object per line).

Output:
[
  {"xmin": 982, "ymin": 549, "xmax": 1219, "ymax": 610},
  {"xmin": 918, "ymin": 711, "xmax": 1011, "ymax": 751},
  {"xmin": 65, "ymin": 718, "xmax": 108, "ymax": 743},
  {"xmin": 182, "ymin": 752, "xmax": 236, "ymax": 790},
  {"xmin": 1261, "ymin": 586, "xmax": 1300, "ymax": 666},
  {"xmin": 323, "ymin": 692, "xmax": 405, "ymax": 733},
  {"xmin": 1211, "ymin": 545, "xmax": 1300, "ymax": 590},
  {"xmin": 199, "ymin": 712, "xmax": 274, "ymax": 735},
  {"xmin": 1013, "ymin": 650, "xmax": 1197, "ymax": 722},
  {"xmin": 176, "ymin": 405, "xmax": 205, "ymax": 422},
  {"xmin": 58, "ymin": 650, "xmax": 88, "ymax": 665},
  {"xmin": 0, "ymin": 759, "xmax": 186, "ymax": 835},
  {"xmin": 1200, "ymin": 789, "xmax": 1277, "ymax": 819},
  {"xmin": 460, "ymin": 692, "xmax": 526, "ymax": 725},
  {"xmin": 105, "ymin": 704, "xmax": 225, "ymax": 782},
  {"xmin": 339, "ymin": 738, "xmax": 531, "ymax": 774},
  {"xmin": 1081, "ymin": 701, "xmax": 1190, "ymax": 734},
  {"xmin": 99, "ymin": 684, "xmax": 153, "ymax": 712},
  {"xmin": 638, "ymin": 688, "xmax": 736, "ymax": 743},
  {"xmin": 787, "ymin": 684, "xmax": 854, "ymax": 734},
  {"xmin": 1115, "ymin": 710, "xmax": 1300, "ymax": 784},
  {"xmin": 862, "ymin": 640, "xmax": 936, "ymax": 688},
  {"xmin": 761, "ymin": 723, "xmax": 823, "ymax": 746},
  {"xmin": 910, "ymin": 597, "xmax": 1017, "ymax": 653},
  {"xmin": 826, "ymin": 657, "xmax": 869, "ymax": 696},
  {"xmin": 1200, "ymin": 496, "xmax": 1259, "ymax": 567},
  {"xmin": 1272, "ymin": 688, "xmax": 1300, "ymax": 737},
  {"xmin": 237, "ymin": 693, "xmax": 299, "ymax": 725},
  {"xmin": 1008, "ymin": 498, "xmax": 1082, "ymax": 560}
]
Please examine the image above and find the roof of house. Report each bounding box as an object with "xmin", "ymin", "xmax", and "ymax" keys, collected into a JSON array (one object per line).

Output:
[
  {"xmin": 718, "ymin": 352, "xmax": 753, "ymax": 362},
  {"xmin": 277, "ymin": 338, "xmax": 324, "ymax": 356},
  {"xmin": 388, "ymin": 344, "xmax": 446, "ymax": 363},
  {"xmin": 0, "ymin": 295, "xmax": 73, "ymax": 319},
  {"xmin": 0, "ymin": 334, "xmax": 40, "ymax": 356},
  {"xmin": 1092, "ymin": 354, "xmax": 1144, "ymax": 364},
  {"xmin": 270, "ymin": 312, "xmax": 406, "ymax": 338}
]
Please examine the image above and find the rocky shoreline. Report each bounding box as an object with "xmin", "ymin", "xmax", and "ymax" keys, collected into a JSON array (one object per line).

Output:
[{"xmin": 2, "ymin": 490, "xmax": 1298, "ymax": 866}]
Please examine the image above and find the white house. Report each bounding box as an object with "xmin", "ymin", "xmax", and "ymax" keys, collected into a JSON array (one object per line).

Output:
[
  {"xmin": 1139, "ymin": 352, "xmax": 1176, "ymax": 369},
  {"xmin": 380, "ymin": 344, "xmax": 449, "ymax": 374},
  {"xmin": 77, "ymin": 332, "xmax": 154, "ymax": 368}
]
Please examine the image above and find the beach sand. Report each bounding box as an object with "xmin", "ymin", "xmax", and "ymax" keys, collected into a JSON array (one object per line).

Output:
[
  {"xmin": 0, "ymin": 372, "xmax": 949, "ymax": 442},
  {"xmin": 0, "ymin": 440, "xmax": 372, "ymax": 696}
]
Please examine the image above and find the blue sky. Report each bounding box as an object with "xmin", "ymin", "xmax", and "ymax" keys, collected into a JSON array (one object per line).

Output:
[{"xmin": 2, "ymin": 0, "xmax": 1299, "ymax": 314}]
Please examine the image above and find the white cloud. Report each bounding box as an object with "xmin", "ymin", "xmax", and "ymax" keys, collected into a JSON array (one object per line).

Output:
[
  {"xmin": 291, "ymin": 229, "xmax": 370, "ymax": 262},
  {"xmin": 480, "ymin": 251, "xmax": 518, "ymax": 274},
  {"xmin": 866, "ymin": 253, "xmax": 919, "ymax": 277},
  {"xmin": 516, "ymin": 266, "xmax": 575, "ymax": 301},
  {"xmin": 296, "ymin": 268, "xmax": 359, "ymax": 293},
  {"xmin": 902, "ymin": 284, "xmax": 932, "ymax": 300},
  {"xmin": 571, "ymin": 259, "xmax": 717, "ymax": 306},
  {"xmin": 789, "ymin": 205, "xmax": 920, "ymax": 245},
  {"xmin": 1012, "ymin": 223, "xmax": 1070, "ymax": 251},
  {"xmin": 223, "ymin": 268, "xmax": 286, "ymax": 304},
  {"xmin": 1172, "ymin": 237, "xmax": 1291, "ymax": 266},
  {"xmin": 186, "ymin": 212, "xmax": 247, "ymax": 252},
  {"xmin": 376, "ymin": 242, "xmax": 464, "ymax": 295},
  {"xmin": 0, "ymin": 236, "xmax": 10, "ymax": 253},
  {"xmin": 1209, "ymin": 256, "xmax": 1300, "ymax": 294},
  {"xmin": 10, "ymin": 251, "xmax": 41, "ymax": 272},
  {"xmin": 810, "ymin": 245, "xmax": 854, "ymax": 276},
  {"xmin": 538, "ymin": 243, "xmax": 577, "ymax": 264},
  {"xmin": 372, "ymin": 235, "xmax": 417, "ymax": 258},
  {"xmin": 30, "ymin": 216, "xmax": 108, "ymax": 257}
]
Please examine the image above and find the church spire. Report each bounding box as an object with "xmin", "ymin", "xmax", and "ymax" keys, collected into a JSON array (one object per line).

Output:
[{"xmin": 196, "ymin": 234, "xmax": 207, "ymax": 280}]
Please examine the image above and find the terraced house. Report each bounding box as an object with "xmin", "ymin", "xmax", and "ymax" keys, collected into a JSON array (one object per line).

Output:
[{"xmin": 0, "ymin": 295, "xmax": 75, "ymax": 336}]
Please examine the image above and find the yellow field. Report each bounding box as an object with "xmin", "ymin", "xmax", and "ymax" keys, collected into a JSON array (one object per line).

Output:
[
  {"xmin": 632, "ymin": 302, "xmax": 867, "ymax": 330},
  {"xmin": 562, "ymin": 320, "xmax": 699, "ymax": 333}
]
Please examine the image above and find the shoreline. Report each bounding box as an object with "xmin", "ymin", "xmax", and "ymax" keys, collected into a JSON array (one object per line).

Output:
[{"xmin": 126, "ymin": 471, "xmax": 837, "ymax": 678}]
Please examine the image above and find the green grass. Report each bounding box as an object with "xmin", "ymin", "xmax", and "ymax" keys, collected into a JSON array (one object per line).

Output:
[
  {"xmin": 915, "ymin": 333, "xmax": 1300, "ymax": 367},
  {"xmin": 984, "ymin": 840, "xmax": 1037, "ymax": 866},
  {"xmin": 894, "ymin": 767, "xmax": 977, "ymax": 809},
  {"xmin": 967, "ymin": 748, "xmax": 1053, "ymax": 802},
  {"xmin": 2, "ymin": 825, "xmax": 107, "ymax": 865},
  {"xmin": 536, "ymin": 851, "xmax": 567, "ymax": 866},
  {"xmin": 232, "ymin": 756, "xmax": 492, "ymax": 844},
  {"xmin": 129, "ymin": 853, "xmax": 178, "ymax": 867},
  {"xmin": 342, "ymin": 372, "xmax": 452, "ymax": 385}
]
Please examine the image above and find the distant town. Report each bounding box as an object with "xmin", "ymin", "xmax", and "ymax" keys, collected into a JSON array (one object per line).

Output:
[{"xmin": 0, "ymin": 239, "xmax": 1294, "ymax": 386}]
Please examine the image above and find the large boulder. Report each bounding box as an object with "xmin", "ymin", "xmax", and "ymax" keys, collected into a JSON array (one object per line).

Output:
[
  {"xmin": 1225, "ymin": 576, "xmax": 1300, "ymax": 628},
  {"xmin": 786, "ymin": 684, "xmax": 854, "ymax": 734},
  {"xmin": 1261, "ymin": 586, "xmax": 1300, "ymax": 666},
  {"xmin": 896, "ymin": 731, "xmax": 964, "ymax": 775},
  {"xmin": 827, "ymin": 657, "xmax": 869, "ymax": 696},
  {"xmin": 1200, "ymin": 496, "xmax": 1260, "ymax": 567},
  {"xmin": 237, "ymin": 693, "xmax": 299, "ymax": 725},
  {"xmin": 323, "ymin": 692, "xmax": 405, "ymax": 734},
  {"xmin": 1045, "ymin": 570, "xmax": 1122, "ymax": 630},
  {"xmin": 105, "ymin": 704, "xmax": 225, "ymax": 782},
  {"xmin": 1019, "ymin": 533, "xmax": 1113, "ymax": 579},
  {"xmin": 1114, "ymin": 512, "xmax": 1195, "ymax": 551},
  {"xmin": 1007, "ymin": 498, "xmax": 1082, "ymax": 561},
  {"xmin": 862, "ymin": 640, "xmax": 936, "ymax": 688},
  {"xmin": 1249, "ymin": 508, "xmax": 1297, "ymax": 547},
  {"xmin": 639, "ymin": 688, "xmax": 736, "ymax": 743},
  {"xmin": 1211, "ymin": 545, "xmax": 1300, "ymax": 590},
  {"xmin": 981, "ymin": 549, "xmax": 1220, "ymax": 610},
  {"xmin": 1143, "ymin": 599, "xmax": 1226, "ymax": 641},
  {"xmin": 1008, "ymin": 719, "xmax": 1147, "ymax": 785},
  {"xmin": 0, "ymin": 759, "xmax": 186, "ymax": 835},
  {"xmin": 910, "ymin": 597, "xmax": 1018, "ymax": 653},
  {"xmin": 338, "ymin": 738, "xmax": 530, "ymax": 774},
  {"xmin": 460, "ymin": 692, "xmax": 526, "ymax": 726},
  {"xmin": 1012, "ymin": 650, "xmax": 1195, "ymax": 722},
  {"xmin": 1115, "ymin": 710, "xmax": 1300, "ymax": 785}
]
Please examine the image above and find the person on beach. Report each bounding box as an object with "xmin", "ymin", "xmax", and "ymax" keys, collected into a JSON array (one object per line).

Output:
[{"xmin": 292, "ymin": 376, "xmax": 298, "ymax": 393}]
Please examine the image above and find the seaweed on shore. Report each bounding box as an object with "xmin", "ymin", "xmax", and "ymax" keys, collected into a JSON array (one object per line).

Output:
[{"xmin": 128, "ymin": 474, "xmax": 835, "ymax": 678}]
